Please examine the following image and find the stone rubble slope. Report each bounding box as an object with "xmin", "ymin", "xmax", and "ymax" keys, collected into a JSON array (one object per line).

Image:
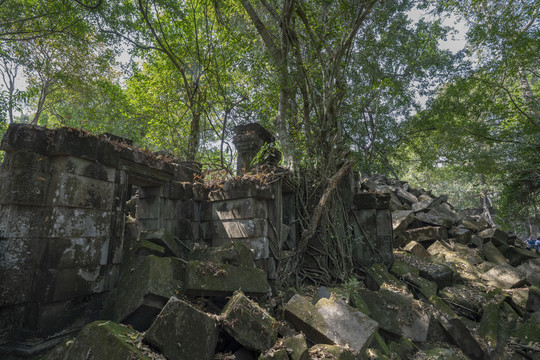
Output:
[{"xmin": 40, "ymin": 175, "xmax": 540, "ymax": 360}]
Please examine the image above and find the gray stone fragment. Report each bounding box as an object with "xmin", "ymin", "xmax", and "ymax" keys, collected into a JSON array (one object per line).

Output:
[
  {"xmin": 412, "ymin": 198, "xmax": 434, "ymax": 213},
  {"xmin": 356, "ymin": 288, "xmax": 431, "ymax": 343},
  {"xmin": 138, "ymin": 229, "xmax": 186, "ymax": 259},
  {"xmin": 517, "ymin": 259, "xmax": 540, "ymax": 285},
  {"xmin": 284, "ymin": 295, "xmax": 378, "ymax": 355},
  {"xmin": 415, "ymin": 212, "xmax": 453, "ymax": 229},
  {"xmin": 526, "ymin": 285, "xmax": 540, "ymax": 313},
  {"xmin": 189, "ymin": 241, "xmax": 256, "ymax": 268},
  {"xmin": 482, "ymin": 241, "xmax": 509, "ymax": 265},
  {"xmin": 392, "ymin": 210, "xmax": 414, "ymax": 238},
  {"xmin": 481, "ymin": 263, "xmax": 527, "ymax": 289},
  {"xmin": 478, "ymin": 228, "xmax": 509, "ymax": 248},
  {"xmin": 428, "ymin": 204, "xmax": 462, "ymax": 225},
  {"xmin": 401, "ymin": 226, "xmax": 448, "ymax": 243},
  {"xmin": 395, "ymin": 188, "xmax": 418, "ymax": 205},
  {"xmin": 184, "ymin": 260, "xmax": 268, "ymax": 297},
  {"xmin": 112, "ymin": 255, "xmax": 184, "ymax": 331},
  {"xmin": 461, "ymin": 216, "xmax": 489, "ymax": 231},
  {"xmin": 308, "ymin": 344, "xmax": 355, "ymax": 360},
  {"xmin": 450, "ymin": 227, "xmax": 471, "ymax": 244},
  {"xmin": 404, "ymin": 241, "xmax": 430, "ymax": 259},
  {"xmin": 503, "ymin": 246, "xmax": 539, "ymax": 267},
  {"xmin": 221, "ymin": 291, "xmax": 278, "ymax": 351},
  {"xmin": 144, "ymin": 297, "xmax": 219, "ymax": 360},
  {"xmin": 282, "ymin": 334, "xmax": 309, "ymax": 360},
  {"xmin": 41, "ymin": 321, "xmax": 148, "ymax": 360}
]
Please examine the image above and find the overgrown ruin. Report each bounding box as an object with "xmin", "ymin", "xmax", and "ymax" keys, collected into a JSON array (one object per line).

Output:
[{"xmin": 1, "ymin": 123, "xmax": 539, "ymax": 360}]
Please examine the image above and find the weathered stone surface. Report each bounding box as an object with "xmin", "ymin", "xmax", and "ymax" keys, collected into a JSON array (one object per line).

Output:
[
  {"xmin": 481, "ymin": 263, "xmax": 527, "ymax": 289},
  {"xmin": 478, "ymin": 228, "xmax": 509, "ymax": 248},
  {"xmin": 517, "ymin": 259, "xmax": 540, "ymax": 286},
  {"xmin": 190, "ymin": 241, "xmax": 255, "ymax": 267},
  {"xmin": 415, "ymin": 212, "xmax": 453, "ymax": 229},
  {"xmin": 308, "ymin": 344, "xmax": 355, "ymax": 360},
  {"xmin": 211, "ymin": 197, "xmax": 267, "ymax": 220},
  {"xmin": 399, "ymin": 270, "xmax": 438, "ymax": 299},
  {"xmin": 112, "ymin": 255, "xmax": 184, "ymax": 331},
  {"xmin": 482, "ymin": 241, "xmax": 508, "ymax": 265},
  {"xmin": 395, "ymin": 253, "xmax": 454, "ymax": 290},
  {"xmin": 428, "ymin": 206, "xmax": 461, "ymax": 226},
  {"xmin": 41, "ymin": 321, "xmax": 148, "ymax": 360},
  {"xmin": 439, "ymin": 285, "xmax": 486, "ymax": 320},
  {"xmin": 212, "ymin": 237, "xmax": 269, "ymax": 260},
  {"xmin": 412, "ymin": 198, "xmax": 434, "ymax": 213},
  {"xmin": 526, "ymin": 285, "xmax": 540, "ymax": 313},
  {"xmin": 144, "ymin": 297, "xmax": 219, "ymax": 360},
  {"xmin": 356, "ymin": 288, "xmax": 430, "ymax": 343},
  {"xmin": 428, "ymin": 296, "xmax": 485, "ymax": 360},
  {"xmin": 184, "ymin": 260, "xmax": 268, "ymax": 297},
  {"xmin": 281, "ymin": 334, "xmax": 309, "ymax": 360},
  {"xmin": 221, "ymin": 291, "xmax": 278, "ymax": 351},
  {"xmin": 138, "ymin": 229, "xmax": 186, "ymax": 259},
  {"xmin": 211, "ymin": 219, "xmax": 268, "ymax": 239},
  {"xmin": 404, "ymin": 241, "xmax": 430, "ymax": 259},
  {"xmin": 503, "ymin": 246, "xmax": 539, "ymax": 267},
  {"xmin": 208, "ymin": 180, "xmax": 273, "ymax": 201},
  {"xmin": 284, "ymin": 295, "xmax": 378, "ymax": 354},
  {"xmin": 511, "ymin": 311, "xmax": 540, "ymax": 348},
  {"xmin": 395, "ymin": 188, "xmax": 418, "ymax": 205},
  {"xmin": 392, "ymin": 210, "xmax": 414, "ymax": 238},
  {"xmin": 259, "ymin": 348, "xmax": 289, "ymax": 360},
  {"xmin": 401, "ymin": 226, "xmax": 448, "ymax": 244},
  {"xmin": 450, "ymin": 227, "xmax": 471, "ymax": 244},
  {"xmin": 461, "ymin": 216, "xmax": 489, "ymax": 231},
  {"xmin": 352, "ymin": 192, "xmax": 390, "ymax": 210},
  {"xmin": 365, "ymin": 263, "xmax": 409, "ymax": 294},
  {"xmin": 426, "ymin": 240, "xmax": 453, "ymax": 257}
]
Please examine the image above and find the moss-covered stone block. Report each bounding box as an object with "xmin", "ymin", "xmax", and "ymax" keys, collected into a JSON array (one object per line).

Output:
[
  {"xmin": 481, "ymin": 263, "xmax": 527, "ymax": 289},
  {"xmin": 221, "ymin": 291, "xmax": 278, "ymax": 351},
  {"xmin": 184, "ymin": 260, "xmax": 267, "ymax": 297},
  {"xmin": 41, "ymin": 321, "xmax": 149, "ymax": 360},
  {"xmin": 258, "ymin": 348, "xmax": 290, "ymax": 360},
  {"xmin": 284, "ymin": 294, "xmax": 378, "ymax": 355},
  {"xmin": 357, "ymin": 288, "xmax": 430, "ymax": 343},
  {"xmin": 365, "ymin": 263, "xmax": 409, "ymax": 294},
  {"xmin": 138, "ymin": 229, "xmax": 187, "ymax": 259},
  {"xmin": 389, "ymin": 337, "xmax": 417, "ymax": 360},
  {"xmin": 144, "ymin": 297, "xmax": 219, "ymax": 360},
  {"xmin": 113, "ymin": 255, "xmax": 184, "ymax": 331},
  {"xmin": 281, "ymin": 334, "xmax": 309, "ymax": 360},
  {"xmin": 308, "ymin": 344, "xmax": 355, "ymax": 360},
  {"xmin": 190, "ymin": 241, "xmax": 256, "ymax": 268}
]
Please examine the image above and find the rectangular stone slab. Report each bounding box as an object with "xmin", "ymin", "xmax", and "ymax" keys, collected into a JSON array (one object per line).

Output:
[
  {"xmin": 144, "ymin": 297, "xmax": 219, "ymax": 360},
  {"xmin": 184, "ymin": 260, "xmax": 268, "ymax": 297},
  {"xmin": 284, "ymin": 294, "xmax": 378, "ymax": 355}
]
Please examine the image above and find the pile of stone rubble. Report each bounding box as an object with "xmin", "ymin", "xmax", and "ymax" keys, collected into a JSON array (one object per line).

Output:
[{"xmin": 40, "ymin": 175, "xmax": 540, "ymax": 360}]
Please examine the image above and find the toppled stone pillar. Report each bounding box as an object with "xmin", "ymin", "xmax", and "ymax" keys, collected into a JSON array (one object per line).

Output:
[{"xmin": 232, "ymin": 123, "xmax": 280, "ymax": 175}]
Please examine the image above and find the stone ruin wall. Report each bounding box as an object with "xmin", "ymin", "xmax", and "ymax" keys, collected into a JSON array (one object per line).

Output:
[{"xmin": 0, "ymin": 122, "xmax": 393, "ymax": 355}]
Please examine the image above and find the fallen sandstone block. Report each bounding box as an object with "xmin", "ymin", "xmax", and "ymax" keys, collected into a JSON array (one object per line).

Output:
[
  {"xmin": 112, "ymin": 255, "xmax": 184, "ymax": 331},
  {"xmin": 183, "ymin": 260, "xmax": 268, "ymax": 297},
  {"xmin": 41, "ymin": 321, "xmax": 148, "ymax": 360},
  {"xmin": 284, "ymin": 294, "xmax": 378, "ymax": 355},
  {"xmin": 354, "ymin": 288, "xmax": 430, "ymax": 343},
  {"xmin": 479, "ymin": 228, "xmax": 509, "ymax": 248},
  {"xmin": 482, "ymin": 241, "xmax": 508, "ymax": 265},
  {"xmin": 144, "ymin": 296, "xmax": 219, "ymax": 360},
  {"xmin": 221, "ymin": 291, "xmax": 278, "ymax": 351},
  {"xmin": 481, "ymin": 263, "xmax": 527, "ymax": 289}
]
